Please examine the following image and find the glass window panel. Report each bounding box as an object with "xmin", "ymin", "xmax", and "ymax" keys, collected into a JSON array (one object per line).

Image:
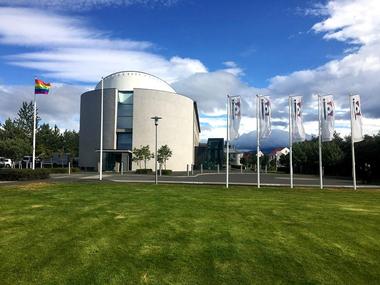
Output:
[
  {"xmin": 118, "ymin": 92, "xmax": 133, "ymax": 104},
  {"xmin": 117, "ymin": 132, "xmax": 132, "ymax": 150},
  {"xmin": 117, "ymin": 116, "xmax": 133, "ymax": 129},
  {"xmin": 118, "ymin": 104, "xmax": 133, "ymax": 116}
]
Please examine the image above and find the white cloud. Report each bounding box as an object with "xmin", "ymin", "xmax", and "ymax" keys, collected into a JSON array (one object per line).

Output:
[
  {"xmin": 221, "ymin": 61, "xmax": 244, "ymax": 76},
  {"xmin": 173, "ymin": 71, "xmax": 262, "ymax": 115},
  {"xmin": 0, "ymin": 8, "xmax": 152, "ymax": 50},
  {"xmin": 312, "ymin": 0, "xmax": 380, "ymax": 45},
  {"xmin": 0, "ymin": 7, "xmax": 207, "ymax": 83},
  {"xmin": 263, "ymin": 0, "xmax": 380, "ymax": 137},
  {"xmin": 0, "ymin": 0, "xmax": 178, "ymax": 10},
  {"xmin": 0, "ymin": 84, "xmax": 88, "ymax": 131}
]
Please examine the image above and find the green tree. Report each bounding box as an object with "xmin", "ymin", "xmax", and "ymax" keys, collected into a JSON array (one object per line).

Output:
[
  {"xmin": 36, "ymin": 124, "xmax": 62, "ymax": 159},
  {"xmin": 141, "ymin": 145, "xmax": 154, "ymax": 169},
  {"xmin": 132, "ymin": 145, "xmax": 154, "ymax": 169},
  {"xmin": 0, "ymin": 118, "xmax": 24, "ymax": 141},
  {"xmin": 132, "ymin": 147, "xmax": 144, "ymax": 169},
  {"xmin": 0, "ymin": 137, "xmax": 30, "ymax": 161},
  {"xmin": 0, "ymin": 102, "xmax": 80, "ymax": 164},
  {"xmin": 157, "ymin": 145, "xmax": 172, "ymax": 169},
  {"xmin": 15, "ymin": 101, "xmax": 39, "ymax": 142},
  {"xmin": 62, "ymin": 130, "xmax": 79, "ymax": 158}
]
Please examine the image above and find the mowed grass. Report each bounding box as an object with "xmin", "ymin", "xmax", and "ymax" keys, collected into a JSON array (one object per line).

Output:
[{"xmin": 1, "ymin": 182, "xmax": 380, "ymax": 285}]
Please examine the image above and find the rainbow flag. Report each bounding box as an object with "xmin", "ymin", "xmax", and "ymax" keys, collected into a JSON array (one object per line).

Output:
[{"xmin": 35, "ymin": 79, "xmax": 51, "ymax": 94}]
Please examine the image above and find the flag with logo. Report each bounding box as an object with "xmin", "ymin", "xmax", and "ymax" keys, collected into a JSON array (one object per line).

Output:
[
  {"xmin": 291, "ymin": 96, "xmax": 306, "ymax": 142},
  {"xmin": 229, "ymin": 96, "xmax": 241, "ymax": 140},
  {"xmin": 321, "ymin": 95, "xmax": 335, "ymax": 142},
  {"xmin": 259, "ymin": 96, "xmax": 271, "ymax": 138},
  {"xmin": 350, "ymin": 95, "xmax": 363, "ymax": 143}
]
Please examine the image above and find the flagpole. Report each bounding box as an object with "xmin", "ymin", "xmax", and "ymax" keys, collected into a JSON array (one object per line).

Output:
[
  {"xmin": 349, "ymin": 95, "xmax": 357, "ymax": 190},
  {"xmin": 32, "ymin": 80, "xmax": 37, "ymax": 170},
  {"xmin": 99, "ymin": 77, "xmax": 104, "ymax": 181},
  {"xmin": 226, "ymin": 95, "xmax": 230, "ymax": 189},
  {"xmin": 256, "ymin": 95, "xmax": 260, "ymax": 188},
  {"xmin": 289, "ymin": 96, "xmax": 293, "ymax": 189},
  {"xmin": 318, "ymin": 95, "xmax": 323, "ymax": 189}
]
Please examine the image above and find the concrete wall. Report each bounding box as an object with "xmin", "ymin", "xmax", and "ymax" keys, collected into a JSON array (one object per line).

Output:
[
  {"xmin": 132, "ymin": 88, "xmax": 196, "ymax": 171},
  {"xmin": 95, "ymin": 71, "xmax": 175, "ymax": 93},
  {"xmin": 79, "ymin": 88, "xmax": 117, "ymax": 169}
]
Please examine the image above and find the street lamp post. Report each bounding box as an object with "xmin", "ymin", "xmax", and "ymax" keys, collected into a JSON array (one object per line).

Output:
[{"xmin": 151, "ymin": 116, "xmax": 162, "ymax": 185}]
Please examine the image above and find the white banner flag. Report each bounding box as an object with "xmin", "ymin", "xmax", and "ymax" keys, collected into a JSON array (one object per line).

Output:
[
  {"xmin": 291, "ymin": 96, "xmax": 306, "ymax": 142},
  {"xmin": 259, "ymin": 96, "xmax": 271, "ymax": 138},
  {"xmin": 350, "ymin": 95, "xmax": 364, "ymax": 143},
  {"xmin": 321, "ymin": 95, "xmax": 335, "ymax": 142},
  {"xmin": 229, "ymin": 96, "xmax": 241, "ymax": 140}
]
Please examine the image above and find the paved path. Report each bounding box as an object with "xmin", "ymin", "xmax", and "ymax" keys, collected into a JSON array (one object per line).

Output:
[{"xmin": 49, "ymin": 171, "xmax": 380, "ymax": 188}]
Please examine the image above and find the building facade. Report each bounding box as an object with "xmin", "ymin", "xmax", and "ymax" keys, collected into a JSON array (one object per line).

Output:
[{"xmin": 79, "ymin": 71, "xmax": 200, "ymax": 171}]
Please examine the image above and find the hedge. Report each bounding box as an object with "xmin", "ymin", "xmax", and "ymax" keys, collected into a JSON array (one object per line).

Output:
[
  {"xmin": 135, "ymin": 169, "xmax": 153, "ymax": 174},
  {"xmin": 0, "ymin": 169, "xmax": 50, "ymax": 181},
  {"xmin": 45, "ymin": 167, "xmax": 80, "ymax": 174},
  {"xmin": 160, "ymin": 169, "xmax": 172, "ymax": 175}
]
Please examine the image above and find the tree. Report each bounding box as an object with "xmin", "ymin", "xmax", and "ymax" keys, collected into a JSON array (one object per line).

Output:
[
  {"xmin": 132, "ymin": 147, "xmax": 144, "ymax": 169},
  {"xmin": 62, "ymin": 130, "xmax": 79, "ymax": 158},
  {"xmin": 0, "ymin": 118, "xmax": 24, "ymax": 141},
  {"xmin": 15, "ymin": 101, "xmax": 39, "ymax": 142},
  {"xmin": 141, "ymin": 145, "xmax": 154, "ymax": 169},
  {"xmin": 132, "ymin": 145, "xmax": 154, "ymax": 169},
  {"xmin": 0, "ymin": 137, "xmax": 30, "ymax": 161},
  {"xmin": 157, "ymin": 145, "xmax": 172, "ymax": 169}
]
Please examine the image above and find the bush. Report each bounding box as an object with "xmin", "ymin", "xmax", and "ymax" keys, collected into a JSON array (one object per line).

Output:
[
  {"xmin": 44, "ymin": 167, "xmax": 80, "ymax": 174},
  {"xmin": 0, "ymin": 169, "xmax": 50, "ymax": 181},
  {"xmin": 135, "ymin": 169, "xmax": 152, "ymax": 174},
  {"xmin": 160, "ymin": 169, "xmax": 172, "ymax": 175}
]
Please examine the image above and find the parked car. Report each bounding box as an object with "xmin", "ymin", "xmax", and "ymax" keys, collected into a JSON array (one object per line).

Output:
[
  {"xmin": 21, "ymin": 156, "xmax": 41, "ymax": 168},
  {"xmin": 0, "ymin": 157, "xmax": 13, "ymax": 168}
]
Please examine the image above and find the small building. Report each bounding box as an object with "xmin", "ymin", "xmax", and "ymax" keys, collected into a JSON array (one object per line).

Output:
[
  {"xmin": 269, "ymin": 147, "xmax": 289, "ymax": 167},
  {"xmin": 195, "ymin": 138, "xmax": 224, "ymax": 169}
]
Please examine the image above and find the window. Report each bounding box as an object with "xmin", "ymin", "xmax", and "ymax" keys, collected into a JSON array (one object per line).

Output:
[
  {"xmin": 117, "ymin": 132, "xmax": 132, "ymax": 150},
  {"xmin": 117, "ymin": 117, "xmax": 133, "ymax": 129},
  {"xmin": 118, "ymin": 92, "xmax": 133, "ymax": 104},
  {"xmin": 117, "ymin": 91, "xmax": 133, "ymax": 129}
]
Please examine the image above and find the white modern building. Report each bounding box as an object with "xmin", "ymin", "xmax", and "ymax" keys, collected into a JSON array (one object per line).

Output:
[{"xmin": 79, "ymin": 71, "xmax": 200, "ymax": 171}]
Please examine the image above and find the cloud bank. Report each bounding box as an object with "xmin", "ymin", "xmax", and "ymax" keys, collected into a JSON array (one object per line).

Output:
[{"xmin": 0, "ymin": 7, "xmax": 207, "ymax": 83}]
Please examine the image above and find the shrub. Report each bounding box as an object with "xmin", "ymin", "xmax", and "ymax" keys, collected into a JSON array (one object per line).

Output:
[
  {"xmin": 160, "ymin": 169, "xmax": 172, "ymax": 175},
  {"xmin": 0, "ymin": 169, "xmax": 50, "ymax": 181},
  {"xmin": 135, "ymin": 169, "xmax": 152, "ymax": 174},
  {"xmin": 45, "ymin": 167, "xmax": 80, "ymax": 174}
]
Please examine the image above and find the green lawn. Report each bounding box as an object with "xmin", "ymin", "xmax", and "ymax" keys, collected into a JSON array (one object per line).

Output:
[{"xmin": 1, "ymin": 182, "xmax": 380, "ymax": 285}]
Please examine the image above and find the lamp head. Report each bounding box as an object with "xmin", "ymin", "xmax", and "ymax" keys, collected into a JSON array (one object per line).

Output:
[{"xmin": 150, "ymin": 116, "xmax": 162, "ymax": 125}]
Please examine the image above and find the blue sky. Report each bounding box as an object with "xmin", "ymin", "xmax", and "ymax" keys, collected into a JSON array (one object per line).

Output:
[
  {"xmin": 0, "ymin": 1, "xmax": 346, "ymax": 87},
  {"xmin": 0, "ymin": 0, "xmax": 379, "ymax": 142}
]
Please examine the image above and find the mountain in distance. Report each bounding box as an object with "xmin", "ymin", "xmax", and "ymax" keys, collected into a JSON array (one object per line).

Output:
[{"xmin": 233, "ymin": 129, "xmax": 313, "ymax": 153}]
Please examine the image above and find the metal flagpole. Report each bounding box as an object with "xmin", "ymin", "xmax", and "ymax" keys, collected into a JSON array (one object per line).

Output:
[
  {"xmin": 226, "ymin": 95, "xmax": 230, "ymax": 189},
  {"xmin": 32, "ymin": 81, "xmax": 37, "ymax": 170},
  {"xmin": 318, "ymin": 95, "xmax": 323, "ymax": 189},
  {"xmin": 99, "ymin": 77, "xmax": 104, "ymax": 181},
  {"xmin": 349, "ymin": 95, "xmax": 357, "ymax": 190},
  {"xmin": 289, "ymin": 96, "xmax": 293, "ymax": 189},
  {"xmin": 256, "ymin": 95, "xmax": 260, "ymax": 188}
]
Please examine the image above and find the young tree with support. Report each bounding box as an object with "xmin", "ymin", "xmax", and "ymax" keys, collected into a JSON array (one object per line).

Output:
[{"xmin": 157, "ymin": 145, "xmax": 172, "ymax": 170}]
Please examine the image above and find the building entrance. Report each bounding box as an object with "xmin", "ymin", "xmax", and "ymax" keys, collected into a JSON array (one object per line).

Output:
[{"xmin": 104, "ymin": 151, "xmax": 132, "ymax": 172}]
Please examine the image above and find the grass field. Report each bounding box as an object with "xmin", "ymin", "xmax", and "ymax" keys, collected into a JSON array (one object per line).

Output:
[{"xmin": 1, "ymin": 182, "xmax": 380, "ymax": 284}]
